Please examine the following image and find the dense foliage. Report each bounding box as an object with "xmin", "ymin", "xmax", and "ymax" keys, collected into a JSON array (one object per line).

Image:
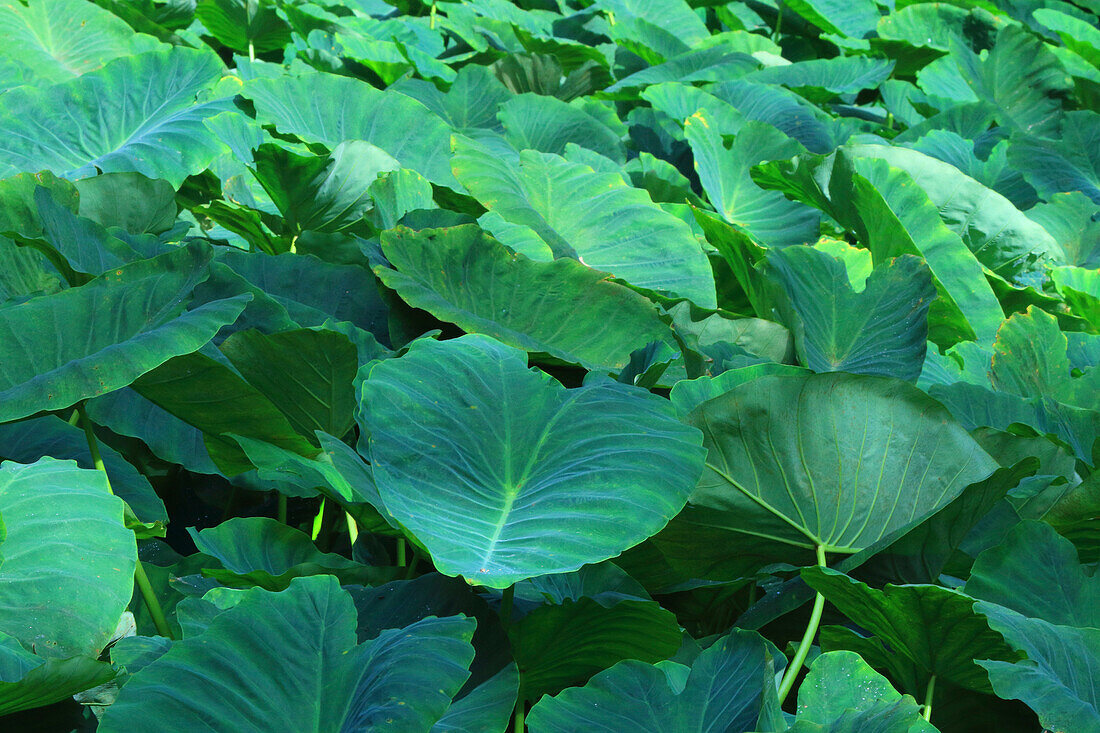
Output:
[{"xmin": 0, "ymin": 0, "xmax": 1098, "ymax": 730}]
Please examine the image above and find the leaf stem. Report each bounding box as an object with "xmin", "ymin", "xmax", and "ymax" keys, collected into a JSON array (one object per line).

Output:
[
  {"xmin": 776, "ymin": 545, "xmax": 827, "ymax": 704},
  {"xmin": 513, "ymin": 678, "xmax": 525, "ymax": 733},
  {"xmin": 134, "ymin": 559, "xmax": 173, "ymax": 639},
  {"xmin": 396, "ymin": 538, "xmax": 407, "ymax": 567},
  {"xmin": 499, "ymin": 585, "xmax": 515, "ymax": 633},
  {"xmin": 79, "ymin": 404, "xmax": 173, "ymax": 640},
  {"xmin": 923, "ymin": 675, "xmax": 936, "ymax": 723},
  {"xmin": 248, "ymin": 41, "xmax": 255, "ymax": 62},
  {"xmin": 277, "ymin": 493, "xmax": 288, "ymax": 525}
]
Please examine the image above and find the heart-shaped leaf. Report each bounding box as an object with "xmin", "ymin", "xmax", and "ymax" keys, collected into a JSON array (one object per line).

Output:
[{"xmin": 359, "ymin": 334, "xmax": 707, "ymax": 587}]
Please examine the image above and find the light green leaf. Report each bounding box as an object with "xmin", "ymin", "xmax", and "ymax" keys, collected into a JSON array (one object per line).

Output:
[
  {"xmin": 359, "ymin": 334, "xmax": 706, "ymax": 587},
  {"xmin": 373, "ymin": 225, "xmax": 674, "ymax": 371},
  {"xmin": 0, "ymin": 47, "xmax": 233, "ymax": 186},
  {"xmin": 98, "ymin": 576, "xmax": 477, "ymax": 733},
  {"xmin": 765, "ymin": 247, "xmax": 934, "ymax": 380},
  {"xmin": 0, "ymin": 243, "xmax": 249, "ymax": 423},
  {"xmin": 683, "ymin": 372, "xmax": 998, "ymax": 553},
  {"xmin": 0, "ymin": 458, "xmax": 136, "ymax": 658},
  {"xmin": 243, "ymin": 72, "xmax": 460, "ymax": 189},
  {"xmin": 452, "ymin": 139, "xmax": 716, "ymax": 307}
]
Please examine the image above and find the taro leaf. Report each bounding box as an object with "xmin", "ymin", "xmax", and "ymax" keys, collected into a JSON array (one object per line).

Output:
[
  {"xmin": 195, "ymin": 0, "xmax": 290, "ymax": 55},
  {"xmin": 1052, "ymin": 267, "xmax": 1100, "ymax": 331},
  {"xmin": 216, "ymin": 249, "xmax": 389, "ymax": 341},
  {"xmin": 989, "ymin": 306, "xmax": 1100, "ymax": 411},
  {"xmin": 0, "ymin": 632, "xmax": 115, "ymax": 716},
  {"xmin": 781, "ymin": 0, "xmax": 880, "ymax": 38},
  {"xmin": 526, "ymin": 629, "xmax": 777, "ymax": 732},
  {"xmin": 0, "ymin": 415, "xmax": 167, "ymax": 524},
  {"xmin": 97, "ymin": 576, "xmax": 477, "ymax": 733},
  {"xmin": 683, "ymin": 372, "xmax": 998, "ymax": 553},
  {"xmin": 348, "ymin": 573, "xmax": 515, "ymax": 691},
  {"xmin": 792, "ymin": 651, "xmax": 933, "ymax": 733},
  {"xmin": 0, "ymin": 235, "xmax": 62, "ymax": 302},
  {"xmin": 975, "ymin": 603, "xmax": 1100, "ymax": 733},
  {"xmin": 250, "ymin": 141, "xmax": 399, "ymax": 234},
  {"xmin": 451, "ymin": 138, "xmax": 716, "ymax": 308},
  {"xmin": 188, "ymin": 517, "xmax": 390, "ymax": 590},
  {"xmin": 684, "ymin": 114, "xmax": 820, "ymax": 250},
  {"xmin": 0, "ymin": 0, "xmax": 161, "ymax": 88},
  {"xmin": 1009, "ymin": 112, "xmax": 1100, "ymax": 206},
  {"xmin": 499, "ymin": 94, "xmax": 626, "ymax": 163},
  {"xmin": 1026, "ymin": 193, "xmax": 1100, "ymax": 269},
  {"xmin": 219, "ymin": 328, "xmax": 359, "ymax": 442},
  {"xmin": 864, "ymin": 457, "xmax": 1036, "ymax": 585},
  {"xmin": 373, "ymin": 225, "xmax": 674, "ymax": 372},
  {"xmin": 846, "ymin": 145, "xmax": 1063, "ymax": 280},
  {"xmin": 132, "ymin": 351, "xmax": 318, "ymax": 475},
  {"xmin": 359, "ymin": 334, "xmax": 706, "ymax": 588},
  {"xmin": 243, "ymin": 72, "xmax": 459, "ymax": 189},
  {"xmin": 368, "ymin": 169, "xmax": 435, "ymax": 230},
  {"xmin": 434, "ymin": 665, "xmax": 520, "ymax": 733},
  {"xmin": 0, "ymin": 243, "xmax": 249, "ymax": 424},
  {"xmin": 509, "ymin": 597, "xmax": 682, "ymax": 699},
  {"xmin": 0, "ymin": 46, "xmax": 233, "ymax": 186},
  {"xmin": 764, "ymin": 247, "xmax": 934, "ymax": 381},
  {"xmin": 0, "ymin": 458, "xmax": 136, "ymax": 658},
  {"xmin": 515, "ymin": 562, "xmax": 649, "ymax": 608},
  {"xmin": 802, "ymin": 567, "xmax": 1018, "ymax": 693},
  {"xmin": 85, "ymin": 388, "xmax": 222, "ymax": 476},
  {"xmin": 670, "ymin": 363, "xmax": 809, "ymax": 418},
  {"xmin": 391, "ymin": 66, "xmax": 511, "ymax": 134},
  {"xmin": 966, "ymin": 520, "xmax": 1100, "ymax": 627},
  {"xmin": 74, "ymin": 173, "xmax": 178, "ymax": 235},
  {"xmin": 744, "ymin": 57, "xmax": 895, "ymax": 99},
  {"xmin": 930, "ymin": 382, "xmax": 1100, "ymax": 464},
  {"xmin": 32, "ymin": 185, "xmax": 142, "ymax": 275},
  {"xmin": 947, "ymin": 26, "xmax": 1072, "ymax": 137},
  {"xmin": 753, "ymin": 152, "xmax": 1004, "ymax": 345}
]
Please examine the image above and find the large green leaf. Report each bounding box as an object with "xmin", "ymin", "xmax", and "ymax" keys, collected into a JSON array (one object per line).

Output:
[
  {"xmin": 754, "ymin": 152, "xmax": 1004, "ymax": 344},
  {"xmin": 359, "ymin": 334, "xmax": 706, "ymax": 587},
  {"xmin": 790, "ymin": 651, "xmax": 933, "ymax": 733},
  {"xmin": 250, "ymin": 141, "xmax": 399, "ymax": 234},
  {"xmin": 1009, "ymin": 111, "xmax": 1100, "ymax": 206},
  {"xmin": 243, "ymin": 72, "xmax": 460, "ymax": 189},
  {"xmin": 451, "ymin": 138, "xmax": 716, "ymax": 307},
  {"xmin": 195, "ymin": 0, "xmax": 290, "ymax": 55},
  {"xmin": 782, "ymin": 0, "xmax": 880, "ymax": 37},
  {"xmin": 0, "ymin": 0, "xmax": 160, "ymax": 88},
  {"xmin": 0, "ymin": 631, "xmax": 114, "ymax": 715},
  {"xmin": 846, "ymin": 144, "xmax": 1064, "ymax": 279},
  {"xmin": 976, "ymin": 603, "xmax": 1100, "ymax": 733},
  {"xmin": 373, "ymin": 225, "xmax": 674, "ymax": 371},
  {"xmin": 683, "ymin": 372, "xmax": 998, "ymax": 553},
  {"xmin": 0, "ymin": 46, "xmax": 233, "ymax": 186},
  {"xmin": 0, "ymin": 458, "xmax": 136, "ymax": 658},
  {"xmin": 527, "ymin": 629, "xmax": 778, "ymax": 732},
  {"xmin": 685, "ymin": 114, "xmax": 820, "ymax": 249},
  {"xmin": 98, "ymin": 576, "xmax": 477, "ymax": 733},
  {"xmin": 764, "ymin": 247, "xmax": 934, "ymax": 381},
  {"xmin": 0, "ymin": 243, "xmax": 249, "ymax": 423},
  {"xmin": 219, "ymin": 328, "xmax": 359, "ymax": 441},
  {"xmin": 132, "ymin": 351, "xmax": 318, "ymax": 475},
  {"xmin": 500, "ymin": 94, "xmax": 626, "ymax": 163},
  {"xmin": 966, "ymin": 520, "xmax": 1100, "ymax": 627},
  {"xmin": 803, "ymin": 567, "xmax": 1017, "ymax": 692}
]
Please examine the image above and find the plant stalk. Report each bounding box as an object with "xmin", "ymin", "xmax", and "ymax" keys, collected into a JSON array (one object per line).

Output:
[
  {"xmin": 79, "ymin": 404, "xmax": 173, "ymax": 640},
  {"xmin": 277, "ymin": 493, "xmax": 288, "ymax": 525},
  {"xmin": 923, "ymin": 675, "xmax": 936, "ymax": 723},
  {"xmin": 396, "ymin": 538, "xmax": 407, "ymax": 567},
  {"xmin": 513, "ymin": 678, "xmax": 525, "ymax": 733},
  {"xmin": 499, "ymin": 585, "xmax": 515, "ymax": 633},
  {"xmin": 776, "ymin": 545, "xmax": 827, "ymax": 704}
]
